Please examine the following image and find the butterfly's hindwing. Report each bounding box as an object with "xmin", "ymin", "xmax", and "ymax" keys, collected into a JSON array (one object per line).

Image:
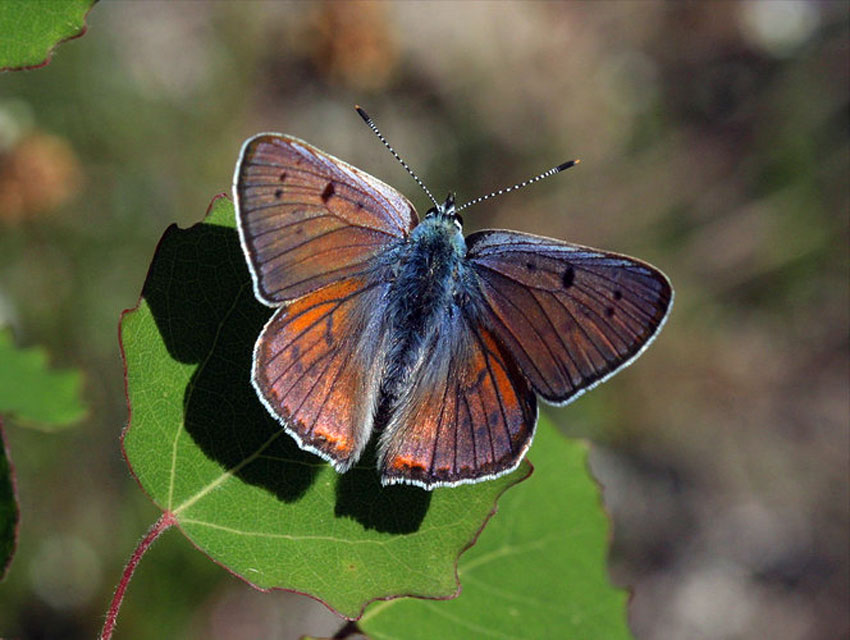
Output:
[
  {"xmin": 379, "ymin": 310, "xmax": 537, "ymax": 489},
  {"xmin": 252, "ymin": 276, "xmax": 388, "ymax": 470}
]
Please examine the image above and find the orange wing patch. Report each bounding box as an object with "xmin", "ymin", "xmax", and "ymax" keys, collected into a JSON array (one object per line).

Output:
[{"xmin": 252, "ymin": 276, "xmax": 384, "ymax": 469}]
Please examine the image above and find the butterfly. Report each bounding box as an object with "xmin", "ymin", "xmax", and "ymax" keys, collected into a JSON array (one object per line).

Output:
[{"xmin": 233, "ymin": 108, "xmax": 673, "ymax": 490}]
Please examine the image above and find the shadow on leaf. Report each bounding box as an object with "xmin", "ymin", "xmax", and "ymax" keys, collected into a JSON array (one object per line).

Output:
[
  {"xmin": 335, "ymin": 441, "xmax": 431, "ymax": 534},
  {"xmin": 142, "ymin": 221, "xmax": 319, "ymax": 502},
  {"xmin": 141, "ymin": 214, "xmax": 432, "ymax": 531}
]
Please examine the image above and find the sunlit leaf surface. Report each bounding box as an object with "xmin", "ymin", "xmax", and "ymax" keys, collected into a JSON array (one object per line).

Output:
[{"xmin": 360, "ymin": 418, "xmax": 633, "ymax": 639}]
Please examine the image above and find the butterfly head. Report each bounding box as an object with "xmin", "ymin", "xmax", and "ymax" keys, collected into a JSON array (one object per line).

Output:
[{"xmin": 424, "ymin": 192, "xmax": 463, "ymax": 232}]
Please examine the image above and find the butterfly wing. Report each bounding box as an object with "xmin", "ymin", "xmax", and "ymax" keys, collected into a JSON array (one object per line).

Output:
[
  {"xmin": 252, "ymin": 276, "xmax": 388, "ymax": 470},
  {"xmin": 466, "ymin": 230, "xmax": 673, "ymax": 405},
  {"xmin": 379, "ymin": 315, "xmax": 537, "ymax": 489},
  {"xmin": 234, "ymin": 134, "xmax": 418, "ymax": 304}
]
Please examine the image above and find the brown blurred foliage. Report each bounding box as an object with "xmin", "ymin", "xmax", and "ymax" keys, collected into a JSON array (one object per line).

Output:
[
  {"xmin": 306, "ymin": 1, "xmax": 398, "ymax": 91},
  {"xmin": 0, "ymin": 133, "xmax": 82, "ymax": 223}
]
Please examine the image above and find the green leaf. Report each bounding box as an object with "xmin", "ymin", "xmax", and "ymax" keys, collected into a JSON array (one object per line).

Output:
[
  {"xmin": 0, "ymin": 0, "xmax": 94, "ymax": 71},
  {"xmin": 360, "ymin": 418, "xmax": 633, "ymax": 639},
  {"xmin": 0, "ymin": 420, "xmax": 18, "ymax": 580},
  {"xmin": 121, "ymin": 196, "xmax": 530, "ymax": 620},
  {"xmin": 0, "ymin": 328, "xmax": 87, "ymax": 429}
]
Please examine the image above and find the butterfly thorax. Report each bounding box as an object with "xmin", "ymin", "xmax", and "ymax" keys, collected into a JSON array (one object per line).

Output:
[
  {"xmin": 376, "ymin": 212, "xmax": 468, "ymax": 417},
  {"xmin": 391, "ymin": 213, "xmax": 466, "ymax": 313}
]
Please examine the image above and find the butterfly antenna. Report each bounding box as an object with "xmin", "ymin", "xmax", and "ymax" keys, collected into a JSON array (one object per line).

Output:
[
  {"xmin": 455, "ymin": 159, "xmax": 580, "ymax": 213},
  {"xmin": 355, "ymin": 105, "xmax": 439, "ymax": 208}
]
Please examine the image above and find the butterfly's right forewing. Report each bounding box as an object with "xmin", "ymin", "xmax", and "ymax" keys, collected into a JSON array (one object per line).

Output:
[
  {"xmin": 467, "ymin": 230, "xmax": 673, "ymax": 405},
  {"xmin": 234, "ymin": 134, "xmax": 418, "ymax": 304}
]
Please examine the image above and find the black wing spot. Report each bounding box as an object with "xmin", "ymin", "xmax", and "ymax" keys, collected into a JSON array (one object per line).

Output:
[
  {"xmin": 605, "ymin": 306, "xmax": 616, "ymax": 318},
  {"xmin": 274, "ymin": 188, "xmax": 283, "ymax": 199},
  {"xmin": 355, "ymin": 201, "xmax": 364, "ymax": 209},
  {"xmin": 279, "ymin": 171, "xmax": 287, "ymax": 182},
  {"xmin": 613, "ymin": 290, "xmax": 623, "ymax": 300},
  {"xmin": 526, "ymin": 262, "xmax": 537, "ymax": 272},
  {"xmin": 321, "ymin": 182, "xmax": 335, "ymax": 203},
  {"xmin": 562, "ymin": 265, "xmax": 575, "ymax": 289}
]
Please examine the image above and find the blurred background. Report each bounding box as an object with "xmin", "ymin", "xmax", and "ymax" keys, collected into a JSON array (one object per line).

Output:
[{"xmin": 0, "ymin": 2, "xmax": 847, "ymax": 638}]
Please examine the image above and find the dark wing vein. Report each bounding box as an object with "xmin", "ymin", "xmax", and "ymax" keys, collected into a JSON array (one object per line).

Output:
[
  {"xmin": 568, "ymin": 282, "xmax": 645, "ymax": 340},
  {"xmin": 260, "ymin": 226, "xmax": 384, "ymax": 266},
  {"xmin": 304, "ymin": 343, "xmax": 351, "ymax": 438},
  {"xmin": 474, "ymin": 382, "xmax": 496, "ymax": 470},
  {"xmin": 428, "ymin": 374, "xmax": 453, "ymax": 475},
  {"xmin": 265, "ymin": 263, "xmax": 369, "ymax": 298}
]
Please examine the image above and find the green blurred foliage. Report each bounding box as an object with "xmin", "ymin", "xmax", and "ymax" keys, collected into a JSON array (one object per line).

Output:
[
  {"xmin": 0, "ymin": 328, "xmax": 86, "ymax": 428},
  {"xmin": 0, "ymin": 2, "xmax": 847, "ymax": 639}
]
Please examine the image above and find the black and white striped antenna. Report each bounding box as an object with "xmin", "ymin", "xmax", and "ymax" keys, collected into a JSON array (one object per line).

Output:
[
  {"xmin": 456, "ymin": 159, "xmax": 579, "ymax": 213},
  {"xmin": 356, "ymin": 105, "xmax": 579, "ymax": 214},
  {"xmin": 356, "ymin": 106, "xmax": 439, "ymax": 208}
]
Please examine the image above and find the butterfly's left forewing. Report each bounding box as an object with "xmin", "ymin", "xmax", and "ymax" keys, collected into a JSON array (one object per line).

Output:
[
  {"xmin": 467, "ymin": 230, "xmax": 673, "ymax": 405},
  {"xmin": 234, "ymin": 134, "xmax": 417, "ymax": 304},
  {"xmin": 235, "ymin": 133, "xmax": 416, "ymax": 469}
]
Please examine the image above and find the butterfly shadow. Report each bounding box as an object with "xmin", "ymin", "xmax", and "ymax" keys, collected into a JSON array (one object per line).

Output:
[
  {"xmin": 334, "ymin": 441, "xmax": 431, "ymax": 534},
  {"xmin": 142, "ymin": 221, "xmax": 320, "ymax": 502},
  {"xmin": 141, "ymin": 217, "xmax": 431, "ymax": 532}
]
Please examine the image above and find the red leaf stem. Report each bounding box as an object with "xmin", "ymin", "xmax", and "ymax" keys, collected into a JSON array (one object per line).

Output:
[{"xmin": 100, "ymin": 511, "xmax": 176, "ymax": 640}]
